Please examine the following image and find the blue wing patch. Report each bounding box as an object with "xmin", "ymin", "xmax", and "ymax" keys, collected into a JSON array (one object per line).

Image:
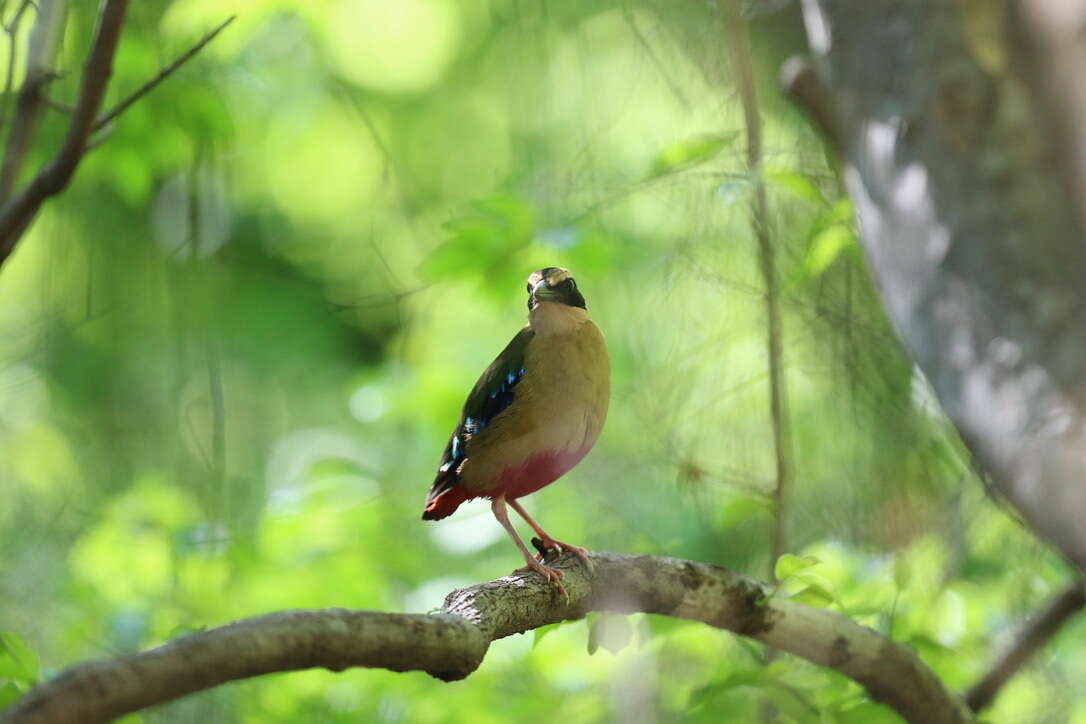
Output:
[{"xmin": 429, "ymin": 328, "xmax": 533, "ymax": 490}]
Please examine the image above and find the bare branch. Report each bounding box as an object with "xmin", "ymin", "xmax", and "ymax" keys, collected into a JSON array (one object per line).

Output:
[
  {"xmin": 0, "ymin": 551, "xmax": 975, "ymax": 724},
  {"xmin": 0, "ymin": 0, "xmax": 37, "ymax": 132},
  {"xmin": 0, "ymin": 0, "xmax": 126, "ymax": 262},
  {"xmin": 0, "ymin": 0, "xmax": 65, "ymax": 201},
  {"xmin": 965, "ymin": 580, "xmax": 1086, "ymax": 712},
  {"xmin": 92, "ymin": 15, "xmax": 235, "ymax": 134}
]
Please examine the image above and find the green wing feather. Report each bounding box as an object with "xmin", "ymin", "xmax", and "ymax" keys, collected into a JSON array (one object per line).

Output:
[{"xmin": 425, "ymin": 326, "xmax": 534, "ymax": 503}]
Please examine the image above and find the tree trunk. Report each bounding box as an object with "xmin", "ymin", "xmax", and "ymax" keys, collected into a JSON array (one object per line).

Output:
[{"xmin": 788, "ymin": 0, "xmax": 1086, "ymax": 571}]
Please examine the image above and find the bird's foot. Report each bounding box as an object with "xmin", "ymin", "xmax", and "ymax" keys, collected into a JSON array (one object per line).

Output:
[
  {"xmin": 531, "ymin": 536, "xmax": 595, "ymax": 572},
  {"xmin": 514, "ymin": 558, "xmax": 568, "ymax": 598}
]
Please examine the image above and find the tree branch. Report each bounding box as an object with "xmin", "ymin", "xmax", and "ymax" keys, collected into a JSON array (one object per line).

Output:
[
  {"xmin": 792, "ymin": 0, "xmax": 1086, "ymax": 573},
  {"xmin": 0, "ymin": 0, "xmax": 38, "ymax": 134},
  {"xmin": 778, "ymin": 55, "xmax": 840, "ymax": 154},
  {"xmin": 724, "ymin": 0, "xmax": 796, "ymax": 575},
  {"xmin": 0, "ymin": 0, "xmax": 127, "ymax": 261},
  {"xmin": 91, "ymin": 15, "xmax": 235, "ymax": 134},
  {"xmin": 0, "ymin": 0, "xmax": 66, "ymax": 201},
  {"xmin": 965, "ymin": 580, "xmax": 1086, "ymax": 712},
  {"xmin": 0, "ymin": 551, "xmax": 974, "ymax": 724}
]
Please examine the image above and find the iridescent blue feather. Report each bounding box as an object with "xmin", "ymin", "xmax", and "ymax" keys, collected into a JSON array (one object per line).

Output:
[{"xmin": 429, "ymin": 327, "xmax": 534, "ymax": 494}]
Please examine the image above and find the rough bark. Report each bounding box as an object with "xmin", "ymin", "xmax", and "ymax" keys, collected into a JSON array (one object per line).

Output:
[
  {"xmin": 789, "ymin": 0, "xmax": 1086, "ymax": 571},
  {"xmin": 0, "ymin": 552, "xmax": 973, "ymax": 724}
]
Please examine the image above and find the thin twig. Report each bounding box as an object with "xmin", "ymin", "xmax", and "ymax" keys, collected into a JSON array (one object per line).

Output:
[
  {"xmin": 0, "ymin": 0, "xmax": 36, "ymax": 132},
  {"xmin": 0, "ymin": 0, "xmax": 127, "ymax": 261},
  {"xmin": 0, "ymin": 0, "xmax": 63, "ymax": 201},
  {"xmin": 92, "ymin": 15, "xmax": 235, "ymax": 134},
  {"xmin": 725, "ymin": 0, "xmax": 796, "ymax": 573},
  {"xmin": 964, "ymin": 581, "xmax": 1086, "ymax": 712}
]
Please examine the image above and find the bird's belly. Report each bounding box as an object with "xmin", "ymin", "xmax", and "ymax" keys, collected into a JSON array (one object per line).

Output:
[{"xmin": 494, "ymin": 444, "xmax": 591, "ymax": 500}]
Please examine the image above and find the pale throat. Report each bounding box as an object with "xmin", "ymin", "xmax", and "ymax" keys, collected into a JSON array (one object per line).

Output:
[{"xmin": 529, "ymin": 301, "xmax": 588, "ymax": 336}]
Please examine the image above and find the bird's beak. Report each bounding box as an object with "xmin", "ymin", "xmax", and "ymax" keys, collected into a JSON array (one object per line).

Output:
[{"xmin": 531, "ymin": 279, "xmax": 556, "ymax": 303}]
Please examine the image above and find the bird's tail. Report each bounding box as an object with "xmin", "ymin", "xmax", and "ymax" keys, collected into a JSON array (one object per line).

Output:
[{"xmin": 421, "ymin": 480, "xmax": 470, "ymax": 520}]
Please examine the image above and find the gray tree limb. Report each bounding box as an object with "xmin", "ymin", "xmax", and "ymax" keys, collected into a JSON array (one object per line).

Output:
[
  {"xmin": 789, "ymin": 0, "xmax": 1086, "ymax": 571},
  {"xmin": 965, "ymin": 580, "xmax": 1085, "ymax": 712},
  {"xmin": 0, "ymin": 551, "xmax": 974, "ymax": 724}
]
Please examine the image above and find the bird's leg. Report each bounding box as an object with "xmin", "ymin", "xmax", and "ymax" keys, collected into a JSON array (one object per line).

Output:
[
  {"xmin": 508, "ymin": 498, "xmax": 593, "ymax": 571},
  {"xmin": 491, "ymin": 496, "xmax": 567, "ymax": 595}
]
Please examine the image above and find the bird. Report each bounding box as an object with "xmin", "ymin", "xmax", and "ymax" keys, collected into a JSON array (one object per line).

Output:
[{"xmin": 422, "ymin": 267, "xmax": 610, "ymax": 591}]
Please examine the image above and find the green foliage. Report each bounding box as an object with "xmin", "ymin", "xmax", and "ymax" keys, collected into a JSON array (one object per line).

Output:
[
  {"xmin": 0, "ymin": 633, "xmax": 38, "ymax": 684},
  {"xmin": 648, "ymin": 133, "xmax": 740, "ymax": 178},
  {"xmin": 772, "ymin": 554, "xmax": 838, "ymax": 609},
  {"xmin": 802, "ymin": 199, "xmax": 858, "ymax": 278},
  {"xmin": 0, "ymin": 632, "xmax": 39, "ymax": 708}
]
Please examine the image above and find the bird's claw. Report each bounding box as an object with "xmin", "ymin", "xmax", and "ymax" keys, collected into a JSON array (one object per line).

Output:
[
  {"xmin": 515, "ymin": 559, "xmax": 569, "ymax": 599},
  {"xmin": 532, "ymin": 537, "xmax": 595, "ymax": 573}
]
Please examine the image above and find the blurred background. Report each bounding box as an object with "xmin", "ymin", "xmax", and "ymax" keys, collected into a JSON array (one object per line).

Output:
[{"xmin": 0, "ymin": 1, "xmax": 1081, "ymax": 722}]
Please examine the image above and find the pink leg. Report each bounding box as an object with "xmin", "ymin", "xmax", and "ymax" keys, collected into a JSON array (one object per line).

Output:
[
  {"xmin": 491, "ymin": 496, "xmax": 567, "ymax": 594},
  {"xmin": 508, "ymin": 499, "xmax": 593, "ymax": 570}
]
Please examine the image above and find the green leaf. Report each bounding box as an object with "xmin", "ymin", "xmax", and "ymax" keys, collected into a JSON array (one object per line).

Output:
[
  {"xmin": 719, "ymin": 496, "xmax": 773, "ymax": 529},
  {"xmin": 688, "ymin": 668, "xmax": 766, "ymax": 708},
  {"xmin": 792, "ymin": 570, "xmax": 842, "ymax": 610},
  {"xmin": 648, "ymin": 133, "xmax": 739, "ymax": 178},
  {"xmin": 774, "ymin": 554, "xmax": 821, "ymax": 583},
  {"xmin": 0, "ymin": 681, "xmax": 24, "ymax": 709},
  {"xmin": 0, "ymin": 633, "xmax": 38, "ymax": 684},
  {"xmin": 829, "ymin": 197, "xmax": 855, "ymax": 223},
  {"xmin": 803, "ymin": 224, "xmax": 854, "ymax": 277},
  {"xmin": 765, "ymin": 170, "xmax": 825, "ymax": 205},
  {"xmin": 532, "ymin": 622, "xmax": 567, "ymax": 648},
  {"xmin": 422, "ymin": 195, "xmax": 537, "ymax": 281},
  {"xmin": 790, "ymin": 584, "xmax": 835, "ymax": 608}
]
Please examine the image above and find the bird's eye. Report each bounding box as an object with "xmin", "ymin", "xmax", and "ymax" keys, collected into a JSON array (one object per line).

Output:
[
  {"xmin": 526, "ymin": 283, "xmax": 533, "ymax": 293},
  {"xmin": 567, "ymin": 279, "xmax": 577, "ymax": 290}
]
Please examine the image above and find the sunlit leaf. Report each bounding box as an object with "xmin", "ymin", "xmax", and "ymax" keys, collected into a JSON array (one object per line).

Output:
[
  {"xmin": 688, "ymin": 668, "xmax": 765, "ymax": 708},
  {"xmin": 0, "ymin": 633, "xmax": 38, "ymax": 684},
  {"xmin": 423, "ymin": 195, "xmax": 537, "ymax": 282},
  {"xmin": 804, "ymin": 224, "xmax": 855, "ymax": 277},
  {"xmin": 0, "ymin": 682, "xmax": 24, "ymax": 709},
  {"xmin": 648, "ymin": 133, "xmax": 739, "ymax": 178},
  {"xmin": 790, "ymin": 584, "xmax": 835, "ymax": 608},
  {"xmin": 774, "ymin": 554, "xmax": 821, "ymax": 583},
  {"xmin": 532, "ymin": 621, "xmax": 571, "ymax": 648},
  {"xmin": 765, "ymin": 170, "xmax": 825, "ymax": 205},
  {"xmin": 720, "ymin": 495, "xmax": 773, "ymax": 529}
]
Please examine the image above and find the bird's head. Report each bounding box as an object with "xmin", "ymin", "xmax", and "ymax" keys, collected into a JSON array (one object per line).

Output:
[{"xmin": 527, "ymin": 267, "xmax": 586, "ymax": 311}]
